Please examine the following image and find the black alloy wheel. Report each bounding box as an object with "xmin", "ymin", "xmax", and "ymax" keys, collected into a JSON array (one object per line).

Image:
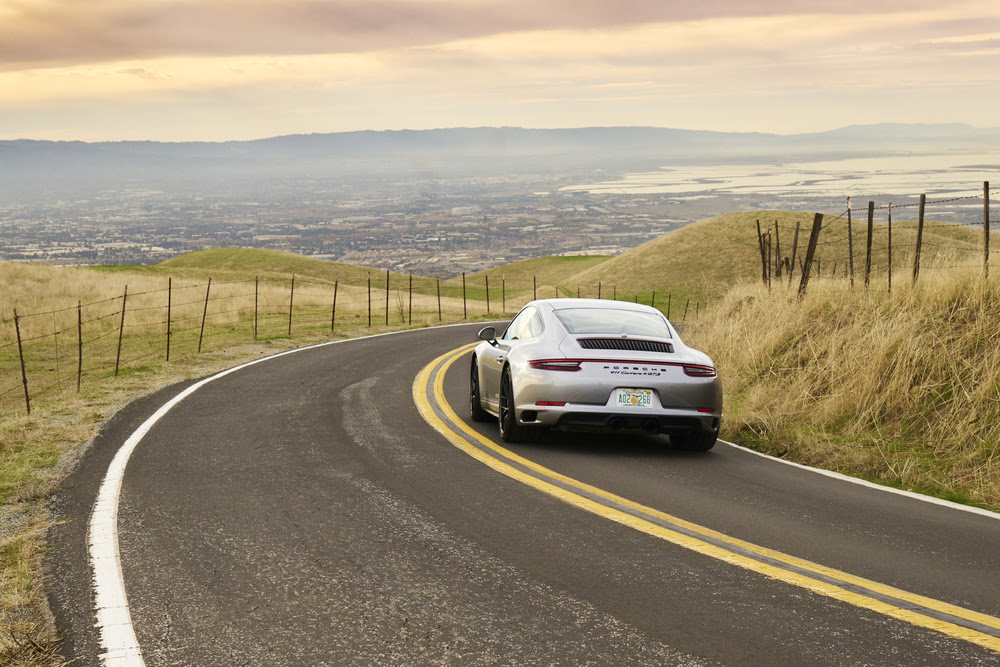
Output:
[
  {"xmin": 498, "ymin": 367, "xmax": 541, "ymax": 443},
  {"xmin": 498, "ymin": 367, "xmax": 519, "ymax": 442},
  {"xmin": 470, "ymin": 356, "xmax": 490, "ymax": 422},
  {"xmin": 671, "ymin": 430, "xmax": 717, "ymax": 452}
]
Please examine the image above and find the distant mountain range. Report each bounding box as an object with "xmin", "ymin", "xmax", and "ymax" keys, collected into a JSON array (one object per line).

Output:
[{"xmin": 3, "ymin": 124, "xmax": 999, "ymax": 197}]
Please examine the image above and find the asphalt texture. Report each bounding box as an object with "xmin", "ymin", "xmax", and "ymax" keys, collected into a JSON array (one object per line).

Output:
[{"xmin": 46, "ymin": 323, "xmax": 1000, "ymax": 665}]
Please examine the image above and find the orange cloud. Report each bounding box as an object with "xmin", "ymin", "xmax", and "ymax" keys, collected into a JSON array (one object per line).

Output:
[{"xmin": 0, "ymin": 0, "xmax": 967, "ymax": 68}]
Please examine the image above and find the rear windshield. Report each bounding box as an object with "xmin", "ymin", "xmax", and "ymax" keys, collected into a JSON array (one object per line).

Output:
[{"xmin": 554, "ymin": 308, "xmax": 672, "ymax": 338}]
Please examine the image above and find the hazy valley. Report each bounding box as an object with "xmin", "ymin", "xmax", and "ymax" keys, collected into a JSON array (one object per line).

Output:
[{"xmin": 3, "ymin": 124, "xmax": 998, "ymax": 276}]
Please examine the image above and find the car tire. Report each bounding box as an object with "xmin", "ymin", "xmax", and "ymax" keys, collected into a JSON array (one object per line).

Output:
[
  {"xmin": 470, "ymin": 356, "xmax": 490, "ymax": 422},
  {"xmin": 498, "ymin": 366, "xmax": 541, "ymax": 443},
  {"xmin": 672, "ymin": 431, "xmax": 717, "ymax": 452}
]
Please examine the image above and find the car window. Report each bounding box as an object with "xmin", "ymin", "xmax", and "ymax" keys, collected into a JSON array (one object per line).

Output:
[
  {"xmin": 522, "ymin": 311, "xmax": 544, "ymax": 339},
  {"xmin": 501, "ymin": 307, "xmax": 535, "ymax": 340},
  {"xmin": 553, "ymin": 307, "xmax": 672, "ymax": 338}
]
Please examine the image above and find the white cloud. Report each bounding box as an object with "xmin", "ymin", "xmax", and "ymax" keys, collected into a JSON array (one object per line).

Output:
[{"xmin": 1, "ymin": 0, "xmax": 999, "ymax": 139}]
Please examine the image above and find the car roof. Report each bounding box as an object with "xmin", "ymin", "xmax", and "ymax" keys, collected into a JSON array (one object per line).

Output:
[{"xmin": 530, "ymin": 298, "xmax": 664, "ymax": 315}]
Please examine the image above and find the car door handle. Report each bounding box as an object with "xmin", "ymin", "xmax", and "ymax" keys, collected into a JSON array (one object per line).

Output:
[{"xmin": 497, "ymin": 356, "xmax": 504, "ymax": 363}]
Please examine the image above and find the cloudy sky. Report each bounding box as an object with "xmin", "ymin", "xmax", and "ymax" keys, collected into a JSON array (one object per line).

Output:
[{"xmin": 2, "ymin": 0, "xmax": 999, "ymax": 141}]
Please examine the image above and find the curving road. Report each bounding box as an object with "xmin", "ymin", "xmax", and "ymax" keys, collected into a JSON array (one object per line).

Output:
[{"xmin": 47, "ymin": 323, "xmax": 1000, "ymax": 665}]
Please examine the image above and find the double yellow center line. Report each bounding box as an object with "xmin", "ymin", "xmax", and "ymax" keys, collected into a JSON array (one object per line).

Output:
[{"xmin": 413, "ymin": 343, "xmax": 1000, "ymax": 654}]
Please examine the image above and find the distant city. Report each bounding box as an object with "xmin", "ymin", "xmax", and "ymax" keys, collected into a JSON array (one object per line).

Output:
[
  {"xmin": 2, "ymin": 125, "xmax": 996, "ymax": 277},
  {"xmin": 0, "ymin": 177, "xmax": 699, "ymax": 275}
]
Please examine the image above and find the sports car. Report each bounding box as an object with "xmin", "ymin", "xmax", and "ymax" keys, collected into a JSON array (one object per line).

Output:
[{"xmin": 470, "ymin": 299, "xmax": 722, "ymax": 450}]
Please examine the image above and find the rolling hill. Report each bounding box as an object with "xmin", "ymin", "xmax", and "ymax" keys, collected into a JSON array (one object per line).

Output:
[
  {"xmin": 153, "ymin": 209, "xmax": 986, "ymax": 307},
  {"xmin": 458, "ymin": 209, "xmax": 983, "ymax": 305}
]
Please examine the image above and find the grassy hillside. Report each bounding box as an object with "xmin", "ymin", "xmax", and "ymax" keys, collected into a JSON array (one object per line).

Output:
[
  {"xmin": 157, "ymin": 248, "xmax": 601, "ymax": 308},
  {"xmin": 151, "ymin": 213, "xmax": 984, "ymax": 314},
  {"xmin": 159, "ymin": 247, "xmax": 392, "ymax": 284},
  {"xmin": 688, "ymin": 263, "xmax": 1000, "ymax": 509},
  {"xmin": 465, "ymin": 255, "xmax": 611, "ymax": 289},
  {"xmin": 565, "ymin": 209, "xmax": 981, "ymax": 305}
]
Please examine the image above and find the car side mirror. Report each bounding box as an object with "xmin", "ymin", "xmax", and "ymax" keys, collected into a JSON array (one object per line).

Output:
[{"xmin": 478, "ymin": 326, "xmax": 498, "ymax": 346}]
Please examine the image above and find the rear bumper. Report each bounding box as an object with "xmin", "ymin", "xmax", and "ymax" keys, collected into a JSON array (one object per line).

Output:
[{"xmin": 517, "ymin": 405, "xmax": 720, "ymax": 435}]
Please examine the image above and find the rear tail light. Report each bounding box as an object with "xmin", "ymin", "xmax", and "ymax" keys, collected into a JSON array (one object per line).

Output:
[
  {"xmin": 529, "ymin": 359, "xmax": 583, "ymax": 372},
  {"xmin": 698, "ymin": 407, "xmax": 714, "ymax": 413},
  {"xmin": 536, "ymin": 401, "xmax": 567, "ymax": 407},
  {"xmin": 683, "ymin": 365, "xmax": 717, "ymax": 378}
]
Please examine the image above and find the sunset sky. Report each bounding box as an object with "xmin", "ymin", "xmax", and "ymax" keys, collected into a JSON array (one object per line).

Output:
[{"xmin": 2, "ymin": 0, "xmax": 999, "ymax": 142}]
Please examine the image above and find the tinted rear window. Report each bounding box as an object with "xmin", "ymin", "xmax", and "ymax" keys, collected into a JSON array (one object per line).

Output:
[{"xmin": 554, "ymin": 308, "xmax": 672, "ymax": 338}]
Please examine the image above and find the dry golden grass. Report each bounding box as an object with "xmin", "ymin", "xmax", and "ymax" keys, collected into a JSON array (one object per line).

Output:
[
  {"xmin": 567, "ymin": 209, "xmax": 982, "ymax": 307},
  {"xmin": 689, "ymin": 260, "xmax": 1000, "ymax": 509}
]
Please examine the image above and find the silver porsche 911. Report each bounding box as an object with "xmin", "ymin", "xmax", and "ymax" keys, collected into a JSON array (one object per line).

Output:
[{"xmin": 470, "ymin": 299, "xmax": 722, "ymax": 450}]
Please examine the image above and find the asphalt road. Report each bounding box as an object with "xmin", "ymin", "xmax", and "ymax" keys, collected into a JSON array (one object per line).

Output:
[{"xmin": 46, "ymin": 323, "xmax": 1000, "ymax": 665}]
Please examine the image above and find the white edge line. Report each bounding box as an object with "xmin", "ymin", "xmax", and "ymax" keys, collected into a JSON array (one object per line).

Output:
[
  {"xmin": 719, "ymin": 439, "xmax": 1000, "ymax": 522},
  {"xmin": 87, "ymin": 322, "xmax": 484, "ymax": 666}
]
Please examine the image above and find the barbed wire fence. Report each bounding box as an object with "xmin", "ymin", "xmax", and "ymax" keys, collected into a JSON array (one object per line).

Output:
[
  {"xmin": 0, "ymin": 270, "xmax": 697, "ymax": 415},
  {"xmin": 755, "ymin": 181, "xmax": 995, "ymax": 294}
]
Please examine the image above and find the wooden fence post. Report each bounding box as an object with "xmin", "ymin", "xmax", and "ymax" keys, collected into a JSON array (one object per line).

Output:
[
  {"xmin": 254, "ymin": 276, "xmax": 258, "ymax": 340},
  {"xmin": 533, "ymin": 276, "xmax": 536, "ymax": 301},
  {"xmin": 288, "ymin": 273, "xmax": 295, "ymax": 335},
  {"xmin": 408, "ymin": 271, "xmax": 413, "ymax": 325},
  {"xmin": 502, "ymin": 277, "xmax": 506, "ymax": 314},
  {"xmin": 331, "ymin": 277, "xmax": 339, "ymax": 331},
  {"xmin": 766, "ymin": 231, "xmax": 773, "ymax": 289},
  {"xmin": 598, "ymin": 282, "xmax": 602, "ymax": 299},
  {"xmin": 865, "ymin": 201, "xmax": 874, "ymax": 289},
  {"xmin": 913, "ymin": 194, "xmax": 926, "ymax": 284},
  {"xmin": 613, "ymin": 285, "xmax": 617, "ymax": 300},
  {"xmin": 51, "ymin": 312, "xmax": 61, "ymax": 389},
  {"xmin": 14, "ymin": 309, "xmax": 29, "ymax": 414},
  {"xmin": 485, "ymin": 275, "xmax": 490, "ymax": 313},
  {"xmin": 198, "ymin": 279, "xmax": 211, "ymax": 353},
  {"xmin": 462, "ymin": 272, "xmax": 467, "ymax": 319},
  {"xmin": 774, "ymin": 221, "xmax": 782, "ymax": 279},
  {"xmin": 756, "ymin": 220, "xmax": 767, "ymax": 284},
  {"xmin": 847, "ymin": 197, "xmax": 855, "ymax": 287},
  {"xmin": 651, "ymin": 291, "xmax": 656, "ymax": 308},
  {"xmin": 667, "ymin": 293, "xmax": 672, "ymax": 320},
  {"xmin": 683, "ymin": 298, "xmax": 690, "ymax": 320},
  {"xmin": 788, "ymin": 220, "xmax": 801, "ymax": 285},
  {"xmin": 887, "ymin": 204, "xmax": 893, "ymax": 294},
  {"xmin": 114, "ymin": 285, "xmax": 128, "ymax": 376},
  {"xmin": 798, "ymin": 213, "xmax": 824, "ymax": 296},
  {"xmin": 985, "ymin": 181, "xmax": 991, "ymax": 278},
  {"xmin": 367, "ymin": 272, "xmax": 372, "ymax": 327},
  {"xmin": 77, "ymin": 301, "xmax": 82, "ymax": 393},
  {"xmin": 436, "ymin": 276, "xmax": 442, "ymax": 321},
  {"xmin": 166, "ymin": 277, "xmax": 172, "ymax": 361},
  {"xmin": 385, "ymin": 269, "xmax": 390, "ymax": 326}
]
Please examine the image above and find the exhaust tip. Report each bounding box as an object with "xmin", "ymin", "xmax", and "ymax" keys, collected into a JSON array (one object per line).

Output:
[
  {"xmin": 641, "ymin": 419, "xmax": 660, "ymax": 434},
  {"xmin": 608, "ymin": 418, "xmax": 625, "ymax": 431}
]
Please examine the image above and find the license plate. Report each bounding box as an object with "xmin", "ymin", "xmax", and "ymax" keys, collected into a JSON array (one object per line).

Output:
[{"xmin": 615, "ymin": 388, "xmax": 653, "ymax": 409}]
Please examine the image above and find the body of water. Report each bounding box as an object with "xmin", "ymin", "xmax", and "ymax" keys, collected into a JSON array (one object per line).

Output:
[{"xmin": 563, "ymin": 151, "xmax": 998, "ymax": 200}]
